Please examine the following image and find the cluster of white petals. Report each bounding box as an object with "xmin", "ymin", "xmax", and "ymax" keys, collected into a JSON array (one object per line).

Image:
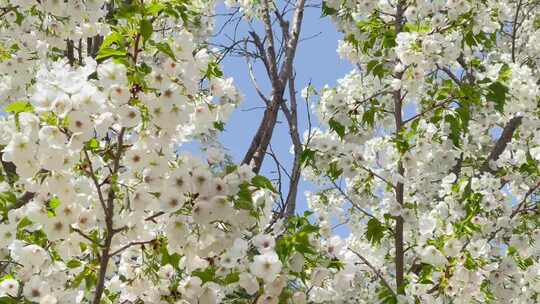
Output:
[
  {"xmin": 0, "ymin": 1, "xmax": 328, "ymax": 303},
  {"xmin": 303, "ymin": 0, "xmax": 540, "ymax": 302}
]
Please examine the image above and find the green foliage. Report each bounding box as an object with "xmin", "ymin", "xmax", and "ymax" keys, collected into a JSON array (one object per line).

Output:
[
  {"xmin": 464, "ymin": 30, "xmax": 497, "ymax": 49},
  {"xmin": 224, "ymin": 164, "xmax": 238, "ymax": 175},
  {"xmin": 4, "ymin": 100, "xmax": 33, "ymax": 114},
  {"xmin": 445, "ymin": 113, "xmax": 463, "ymax": 147},
  {"xmin": 161, "ymin": 246, "xmax": 181, "ymax": 268},
  {"xmin": 377, "ymin": 284, "xmax": 397, "ymax": 304},
  {"xmin": 299, "ymin": 148, "xmax": 316, "ymax": 167},
  {"xmin": 326, "ymin": 161, "xmax": 343, "ymax": 181},
  {"xmin": 0, "ymin": 297, "xmax": 19, "ymax": 304},
  {"xmin": 66, "ymin": 259, "xmax": 82, "ymax": 269},
  {"xmin": 70, "ymin": 265, "xmax": 97, "ymax": 289},
  {"xmin": 486, "ymin": 81, "xmax": 508, "ymax": 112},
  {"xmin": 276, "ymin": 212, "xmax": 319, "ymax": 263},
  {"xmin": 192, "ymin": 267, "xmax": 217, "ymax": 283},
  {"xmin": 366, "ymin": 60, "xmax": 387, "ymax": 79},
  {"xmin": 151, "ymin": 41, "xmax": 176, "ymax": 60},
  {"xmin": 321, "ymin": 2, "xmax": 337, "ymax": 16},
  {"xmin": 328, "ymin": 118, "xmax": 345, "ymax": 139},
  {"xmin": 140, "ymin": 18, "xmax": 153, "ymax": 43},
  {"xmin": 366, "ymin": 218, "xmax": 386, "ymax": 245},
  {"xmin": 213, "ymin": 121, "xmax": 225, "ymax": 131},
  {"xmin": 85, "ymin": 138, "xmax": 101, "ymax": 152},
  {"xmin": 392, "ymin": 131, "xmax": 411, "ymax": 154},
  {"xmin": 191, "ymin": 267, "xmax": 241, "ymax": 286},
  {"xmin": 206, "ymin": 61, "xmax": 224, "ymax": 79},
  {"xmin": 362, "ymin": 106, "xmax": 377, "ymax": 127},
  {"xmin": 354, "ymin": 15, "xmax": 396, "ymax": 55},
  {"xmin": 252, "ymin": 175, "xmax": 276, "ymax": 192},
  {"xmin": 234, "ymin": 183, "xmax": 254, "ymax": 210}
]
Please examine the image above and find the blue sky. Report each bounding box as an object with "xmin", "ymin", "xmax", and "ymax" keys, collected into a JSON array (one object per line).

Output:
[{"xmin": 212, "ymin": 3, "xmax": 351, "ymax": 216}]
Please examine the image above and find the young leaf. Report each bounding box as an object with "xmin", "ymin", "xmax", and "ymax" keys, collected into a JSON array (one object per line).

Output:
[
  {"xmin": 152, "ymin": 41, "xmax": 176, "ymax": 60},
  {"xmin": 486, "ymin": 81, "xmax": 508, "ymax": 112},
  {"xmin": 328, "ymin": 118, "xmax": 346, "ymax": 139},
  {"xmin": 252, "ymin": 175, "xmax": 276, "ymax": 192},
  {"xmin": 4, "ymin": 101, "xmax": 33, "ymax": 113},
  {"xmin": 366, "ymin": 218, "xmax": 386, "ymax": 245},
  {"xmin": 140, "ymin": 18, "xmax": 153, "ymax": 42},
  {"xmin": 300, "ymin": 148, "xmax": 316, "ymax": 166},
  {"xmin": 96, "ymin": 47, "xmax": 127, "ymax": 62}
]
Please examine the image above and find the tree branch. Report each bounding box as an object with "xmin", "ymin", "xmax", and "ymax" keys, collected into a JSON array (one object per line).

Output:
[
  {"xmin": 350, "ymin": 248, "xmax": 397, "ymax": 298},
  {"xmin": 480, "ymin": 116, "xmax": 522, "ymax": 173}
]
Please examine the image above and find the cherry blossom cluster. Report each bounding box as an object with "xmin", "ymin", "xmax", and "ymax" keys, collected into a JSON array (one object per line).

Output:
[
  {"xmin": 304, "ymin": 0, "xmax": 540, "ymax": 302},
  {"xmin": 0, "ymin": 1, "xmax": 337, "ymax": 304}
]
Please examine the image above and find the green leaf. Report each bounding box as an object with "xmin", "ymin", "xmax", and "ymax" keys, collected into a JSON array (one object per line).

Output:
[
  {"xmin": 327, "ymin": 161, "xmax": 342, "ymax": 181},
  {"xmin": 152, "ymin": 41, "xmax": 176, "ymax": 60},
  {"xmin": 86, "ymin": 138, "xmax": 100, "ymax": 152},
  {"xmin": 192, "ymin": 267, "xmax": 216, "ymax": 283},
  {"xmin": 445, "ymin": 114, "xmax": 462, "ymax": 147},
  {"xmin": 221, "ymin": 272, "xmax": 240, "ymax": 284},
  {"xmin": 4, "ymin": 101, "xmax": 33, "ymax": 113},
  {"xmin": 321, "ymin": 2, "xmax": 337, "ymax": 16},
  {"xmin": 66, "ymin": 260, "xmax": 82, "ymax": 268},
  {"xmin": 362, "ymin": 107, "xmax": 377, "ymax": 127},
  {"xmin": 381, "ymin": 30, "xmax": 397, "ymax": 49},
  {"xmin": 252, "ymin": 175, "xmax": 276, "ymax": 192},
  {"xmin": 366, "ymin": 218, "xmax": 385, "ymax": 245},
  {"xmin": 275, "ymin": 237, "xmax": 293, "ymax": 261},
  {"xmin": 96, "ymin": 47, "xmax": 127, "ymax": 62},
  {"xmin": 328, "ymin": 118, "xmax": 345, "ymax": 139},
  {"xmin": 366, "ymin": 60, "xmax": 386, "ymax": 78},
  {"xmin": 206, "ymin": 62, "xmax": 223, "ymax": 79},
  {"xmin": 213, "ymin": 121, "xmax": 225, "ymax": 131},
  {"xmin": 464, "ymin": 30, "xmax": 477, "ymax": 47},
  {"xmin": 161, "ymin": 246, "xmax": 181, "ymax": 267},
  {"xmin": 17, "ymin": 217, "xmax": 32, "ymax": 229},
  {"xmin": 115, "ymin": 3, "xmax": 143, "ymax": 19},
  {"xmin": 224, "ymin": 165, "xmax": 237, "ymax": 175},
  {"xmin": 378, "ymin": 283, "xmax": 398, "ymax": 304},
  {"xmin": 49, "ymin": 197, "xmax": 61, "ymax": 210},
  {"xmin": 234, "ymin": 183, "xmax": 253, "ymax": 210},
  {"xmin": 0, "ymin": 297, "xmax": 18, "ymax": 304},
  {"xmin": 486, "ymin": 81, "xmax": 508, "ymax": 112},
  {"xmin": 300, "ymin": 148, "xmax": 316, "ymax": 166},
  {"xmin": 140, "ymin": 18, "xmax": 153, "ymax": 42},
  {"xmin": 498, "ymin": 64, "xmax": 512, "ymax": 82},
  {"xmin": 100, "ymin": 32, "xmax": 125, "ymax": 50},
  {"xmin": 145, "ymin": 2, "xmax": 165, "ymax": 16}
]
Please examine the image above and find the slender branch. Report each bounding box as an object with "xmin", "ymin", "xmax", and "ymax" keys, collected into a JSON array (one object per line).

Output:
[
  {"xmin": 437, "ymin": 65, "xmax": 462, "ymax": 85},
  {"xmin": 511, "ymin": 0, "xmax": 523, "ymax": 63},
  {"xmin": 72, "ymin": 227, "xmax": 103, "ymax": 247},
  {"xmin": 260, "ymin": 0, "xmax": 280, "ymax": 86},
  {"xmin": 83, "ymin": 149, "xmax": 108, "ymax": 214},
  {"xmin": 393, "ymin": 0, "xmax": 406, "ymax": 295},
  {"xmin": 246, "ymin": 58, "xmax": 271, "ymax": 105},
  {"xmin": 281, "ymin": 75, "xmax": 303, "ymax": 218},
  {"xmin": 350, "ymin": 249, "xmax": 397, "ymax": 297},
  {"xmin": 331, "ymin": 180, "xmax": 376, "ymax": 220},
  {"xmin": 109, "ymin": 240, "xmax": 154, "ymax": 257},
  {"xmin": 402, "ymin": 97, "xmax": 454, "ymax": 125},
  {"xmin": 277, "ymin": 0, "xmax": 306, "ymax": 85}
]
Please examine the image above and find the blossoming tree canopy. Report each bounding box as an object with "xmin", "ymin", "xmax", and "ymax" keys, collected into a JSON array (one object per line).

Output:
[
  {"xmin": 0, "ymin": 1, "xmax": 331, "ymax": 304},
  {"xmin": 301, "ymin": 0, "xmax": 540, "ymax": 303},
  {"xmin": 1, "ymin": 0, "xmax": 539, "ymax": 303}
]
